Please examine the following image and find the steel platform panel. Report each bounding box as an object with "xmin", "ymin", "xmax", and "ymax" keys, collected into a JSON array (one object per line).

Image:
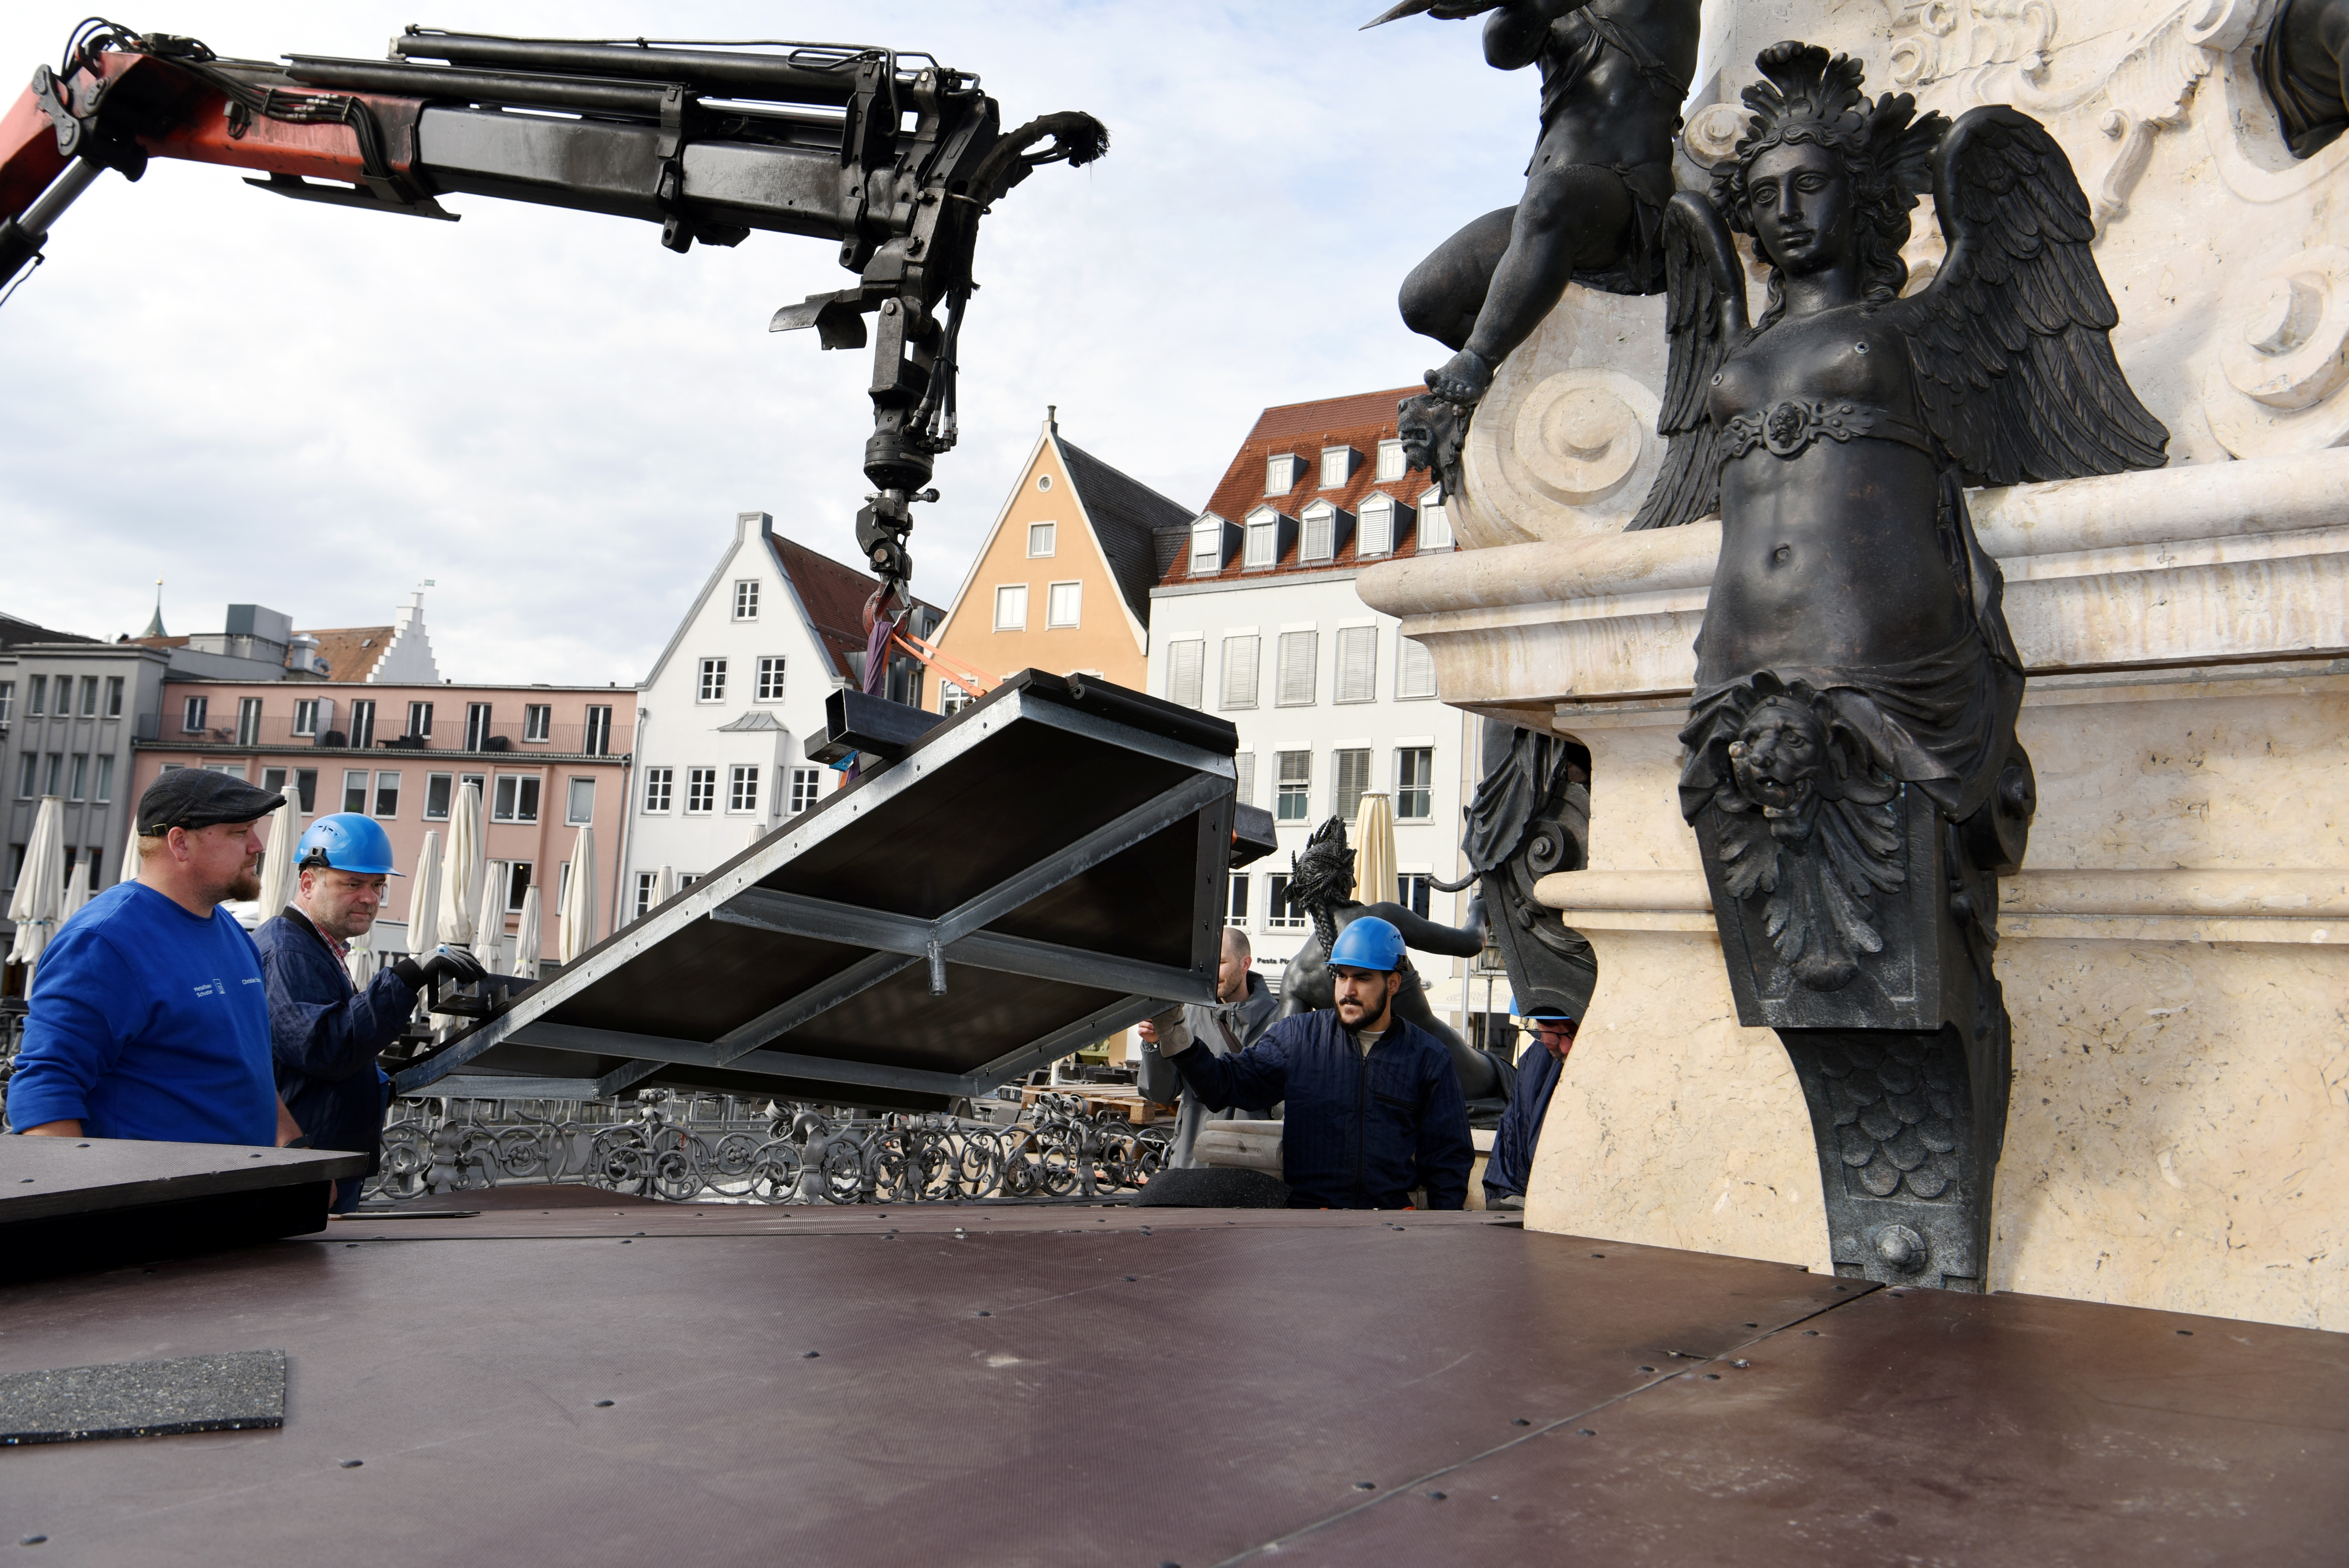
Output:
[
  {"xmin": 4, "ymin": 1212, "xmax": 2341, "ymax": 1566},
  {"xmin": 395, "ymin": 672, "xmax": 1235, "ymax": 1110}
]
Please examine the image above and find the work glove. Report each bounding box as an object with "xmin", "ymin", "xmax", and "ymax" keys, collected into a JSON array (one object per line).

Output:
[
  {"xmin": 394, "ymin": 945, "xmax": 490, "ymax": 991},
  {"xmin": 1146, "ymin": 1004, "xmax": 1193, "ymax": 1057}
]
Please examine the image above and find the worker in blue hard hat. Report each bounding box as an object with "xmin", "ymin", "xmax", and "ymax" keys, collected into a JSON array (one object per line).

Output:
[
  {"xmin": 253, "ymin": 813, "xmax": 486, "ymax": 1210},
  {"xmin": 1482, "ymin": 1006, "xmax": 1578, "ymax": 1211},
  {"xmin": 1148, "ymin": 914, "xmax": 1473, "ymax": 1210}
]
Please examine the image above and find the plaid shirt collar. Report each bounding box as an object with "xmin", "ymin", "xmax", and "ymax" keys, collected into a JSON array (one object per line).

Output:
[{"xmin": 291, "ymin": 904, "xmax": 351, "ymax": 962}]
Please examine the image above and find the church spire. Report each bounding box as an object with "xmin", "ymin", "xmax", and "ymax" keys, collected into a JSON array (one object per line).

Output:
[{"xmin": 140, "ymin": 578, "xmax": 165, "ymax": 638}]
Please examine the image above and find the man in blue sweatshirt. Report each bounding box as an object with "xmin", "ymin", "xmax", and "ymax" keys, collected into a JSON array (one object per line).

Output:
[
  {"xmin": 1153, "ymin": 916, "xmax": 1472, "ymax": 1210},
  {"xmin": 9, "ymin": 769, "xmax": 298, "ymax": 1147}
]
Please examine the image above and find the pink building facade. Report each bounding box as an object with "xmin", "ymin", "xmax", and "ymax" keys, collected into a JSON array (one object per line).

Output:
[{"xmin": 133, "ymin": 679, "xmax": 634, "ymax": 961}]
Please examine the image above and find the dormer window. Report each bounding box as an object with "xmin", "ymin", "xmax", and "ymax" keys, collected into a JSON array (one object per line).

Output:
[
  {"xmin": 1375, "ymin": 439, "xmax": 1406, "ymax": 481},
  {"xmin": 1299, "ymin": 499, "xmax": 1349, "ymax": 564},
  {"xmin": 1264, "ymin": 453, "xmax": 1304, "ymax": 495},
  {"xmin": 1190, "ymin": 515, "xmax": 1228, "ymax": 576},
  {"xmin": 1418, "ymin": 486, "xmax": 1454, "ymax": 551},
  {"xmin": 1358, "ymin": 494, "xmax": 1401, "ymax": 559},
  {"xmin": 1244, "ymin": 506, "xmax": 1285, "ymax": 570},
  {"xmin": 1319, "ymin": 446, "xmax": 1357, "ymax": 489}
]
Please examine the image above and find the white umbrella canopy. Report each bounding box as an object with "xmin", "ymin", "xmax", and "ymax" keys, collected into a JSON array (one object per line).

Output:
[
  {"xmin": 511, "ymin": 880, "xmax": 543, "ymax": 980},
  {"xmin": 653, "ymin": 865, "xmax": 676, "ymax": 908},
  {"xmin": 57, "ymin": 857, "xmax": 94, "ymax": 928},
  {"xmin": 254, "ymin": 792, "xmax": 302, "ymax": 920},
  {"xmin": 7, "ymin": 796, "xmax": 66, "ymax": 978},
  {"xmin": 346, "ymin": 943, "xmax": 380, "ymax": 989},
  {"xmin": 437, "ymin": 780, "xmax": 485, "ymax": 950},
  {"xmin": 405, "ymin": 829, "xmax": 442, "ymax": 955},
  {"xmin": 558, "ymin": 827, "xmax": 596, "ymax": 964},
  {"xmin": 1352, "ymin": 791, "xmax": 1398, "ymax": 909},
  {"xmin": 120, "ymin": 818, "xmax": 139, "ymax": 889}
]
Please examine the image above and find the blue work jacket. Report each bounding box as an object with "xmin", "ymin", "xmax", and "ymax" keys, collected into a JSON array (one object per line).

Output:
[
  {"xmin": 1483, "ymin": 1039, "xmax": 1562, "ymax": 1205},
  {"xmin": 253, "ymin": 908, "xmax": 415, "ymax": 1172},
  {"xmin": 1171, "ymin": 1007, "xmax": 1473, "ymax": 1210}
]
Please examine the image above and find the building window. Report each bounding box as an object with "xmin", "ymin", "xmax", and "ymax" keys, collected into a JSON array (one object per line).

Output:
[
  {"xmin": 1234, "ymin": 752, "xmax": 1256, "ymax": 807},
  {"xmin": 1028, "ymin": 522, "xmax": 1056, "ymax": 558},
  {"xmin": 524, "ymin": 704, "xmax": 552, "ymax": 743},
  {"xmin": 697, "ymin": 659, "xmax": 727, "ymax": 703},
  {"xmin": 293, "ymin": 699, "xmax": 319, "ymax": 738},
  {"xmin": 1397, "ymin": 633, "xmax": 1439, "ymax": 700},
  {"xmin": 567, "ymin": 776, "xmax": 596, "ymax": 825},
  {"xmin": 939, "ymin": 681, "xmax": 974, "ymax": 716},
  {"xmin": 1276, "ymin": 630, "xmax": 1317, "ymax": 707},
  {"xmin": 1358, "ymin": 495, "xmax": 1395, "ymax": 559},
  {"xmin": 464, "ymin": 702, "xmax": 492, "ymax": 750},
  {"xmin": 789, "ymin": 767, "xmax": 822, "ymax": 815},
  {"xmin": 642, "ymin": 767, "xmax": 674, "ymax": 813},
  {"xmin": 13, "ymin": 753, "xmax": 33, "ymax": 798},
  {"xmin": 1166, "ymin": 638, "xmax": 1205, "ymax": 710},
  {"xmin": 1266, "ymin": 872, "xmax": 1306, "ymax": 930},
  {"xmin": 103, "ymin": 675, "xmax": 123, "ymax": 718},
  {"xmin": 1320, "ymin": 446, "xmax": 1355, "ymax": 488},
  {"xmin": 1046, "ymin": 581, "xmax": 1082, "ymax": 628},
  {"xmin": 93, "ymin": 755, "xmax": 114, "ymax": 803},
  {"xmin": 1265, "ymin": 454, "xmax": 1302, "ymax": 495},
  {"xmin": 1276, "ymin": 750, "xmax": 1310, "ymax": 822},
  {"xmin": 342, "ymin": 769, "xmax": 369, "ymax": 813},
  {"xmin": 504, "ymin": 862, "xmax": 532, "ymax": 914},
  {"xmin": 1376, "ymin": 439, "xmax": 1407, "ymax": 481},
  {"xmin": 78, "ymin": 677, "xmax": 99, "ymax": 717},
  {"xmin": 348, "ymin": 699, "xmax": 376, "ymax": 750},
  {"xmin": 182, "ymin": 695, "xmax": 208, "ymax": 733},
  {"xmin": 994, "ymin": 584, "xmax": 1028, "ymax": 631},
  {"xmin": 67, "ymin": 754, "xmax": 88, "ymax": 801},
  {"xmin": 372, "ymin": 771, "xmax": 401, "ymax": 819},
  {"xmin": 406, "ymin": 701, "xmax": 433, "ymax": 740},
  {"xmin": 634, "ymin": 870, "xmax": 659, "ymax": 918},
  {"xmin": 732, "ymin": 579, "xmax": 760, "ymax": 620},
  {"xmin": 1418, "ymin": 487, "xmax": 1454, "ymax": 551},
  {"xmin": 1333, "ymin": 748, "xmax": 1372, "ymax": 823},
  {"xmin": 684, "ymin": 767, "xmax": 717, "ymax": 815},
  {"xmin": 0, "ymin": 682, "xmax": 12, "ymax": 725},
  {"xmin": 726, "ymin": 765, "xmax": 761, "ymax": 814},
  {"xmin": 1399, "ymin": 873, "xmax": 1433, "ymax": 919},
  {"xmin": 756, "ymin": 657, "xmax": 786, "ymax": 702},
  {"xmin": 424, "ymin": 773, "xmax": 453, "ymax": 820},
  {"xmin": 1224, "ymin": 874, "xmax": 1251, "ymax": 928},
  {"xmin": 1243, "ymin": 509, "xmax": 1282, "ymax": 570},
  {"xmin": 237, "ymin": 697, "xmax": 264, "ymax": 746},
  {"xmin": 1334, "ymin": 625, "xmax": 1378, "ymax": 704},
  {"xmin": 291, "ymin": 768, "xmax": 317, "ymax": 814},
  {"xmin": 22, "ymin": 675, "xmax": 41, "ymax": 716},
  {"xmin": 1190, "ymin": 517, "xmax": 1225, "ymax": 576},
  {"xmin": 1397, "ymin": 747, "xmax": 1435, "ymax": 821},
  {"xmin": 492, "ymin": 774, "xmax": 541, "ymax": 823},
  {"xmin": 1300, "ymin": 501, "xmax": 1339, "ymax": 564},
  {"xmin": 1220, "ymin": 634, "xmax": 1259, "ymax": 710},
  {"xmin": 42, "ymin": 754, "xmax": 62, "ymax": 795},
  {"xmin": 584, "ymin": 706, "xmax": 612, "ymax": 757}
]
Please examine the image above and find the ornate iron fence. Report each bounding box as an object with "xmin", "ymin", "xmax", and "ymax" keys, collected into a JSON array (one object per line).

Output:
[{"xmin": 372, "ymin": 1089, "xmax": 1173, "ymax": 1205}]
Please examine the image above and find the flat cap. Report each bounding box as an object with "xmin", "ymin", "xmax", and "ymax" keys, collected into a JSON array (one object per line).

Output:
[{"xmin": 136, "ymin": 768, "xmax": 286, "ymax": 836}]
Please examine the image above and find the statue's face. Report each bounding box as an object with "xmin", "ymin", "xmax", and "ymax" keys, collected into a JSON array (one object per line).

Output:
[
  {"xmin": 1727, "ymin": 697, "xmax": 1827, "ymax": 814},
  {"xmin": 1748, "ymin": 141, "xmax": 1853, "ymax": 277},
  {"xmin": 1395, "ymin": 392, "xmax": 1458, "ymax": 474}
]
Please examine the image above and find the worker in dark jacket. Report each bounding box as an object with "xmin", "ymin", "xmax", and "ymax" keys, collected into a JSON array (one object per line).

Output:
[
  {"xmin": 254, "ymin": 814, "xmax": 483, "ymax": 1210},
  {"xmin": 1482, "ymin": 1007, "xmax": 1577, "ymax": 1210},
  {"xmin": 1155, "ymin": 916, "xmax": 1473, "ymax": 1210}
]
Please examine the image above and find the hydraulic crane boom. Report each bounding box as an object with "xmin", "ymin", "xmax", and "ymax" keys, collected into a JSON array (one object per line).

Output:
[{"xmin": 0, "ymin": 20, "xmax": 1107, "ymax": 601}]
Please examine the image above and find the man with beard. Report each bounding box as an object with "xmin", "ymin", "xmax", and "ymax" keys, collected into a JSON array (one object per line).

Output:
[
  {"xmin": 7, "ymin": 770, "xmax": 299, "ymax": 1146},
  {"xmin": 1150, "ymin": 917, "xmax": 1472, "ymax": 1210},
  {"xmin": 1481, "ymin": 1008, "xmax": 1577, "ymax": 1210}
]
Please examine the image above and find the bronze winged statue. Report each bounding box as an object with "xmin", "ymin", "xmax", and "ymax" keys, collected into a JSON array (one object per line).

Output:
[{"xmin": 1631, "ymin": 42, "xmax": 2169, "ymax": 1290}]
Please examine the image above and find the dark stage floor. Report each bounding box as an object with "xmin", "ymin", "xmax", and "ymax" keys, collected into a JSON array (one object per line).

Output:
[{"xmin": 3, "ymin": 1203, "xmax": 2343, "ymax": 1565}]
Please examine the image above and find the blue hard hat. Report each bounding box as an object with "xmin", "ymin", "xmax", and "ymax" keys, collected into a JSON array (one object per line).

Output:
[
  {"xmin": 293, "ymin": 813, "xmax": 402, "ymax": 876},
  {"xmin": 1328, "ymin": 916, "xmax": 1406, "ymax": 973}
]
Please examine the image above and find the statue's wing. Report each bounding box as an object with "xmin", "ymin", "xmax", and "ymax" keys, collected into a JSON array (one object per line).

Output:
[
  {"xmin": 1893, "ymin": 106, "xmax": 2169, "ymax": 486},
  {"xmin": 1630, "ymin": 192, "xmax": 1745, "ymax": 531}
]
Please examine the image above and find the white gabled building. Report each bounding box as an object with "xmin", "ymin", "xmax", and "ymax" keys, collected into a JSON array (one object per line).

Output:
[
  {"xmin": 1146, "ymin": 388, "xmax": 1477, "ymax": 1026},
  {"xmin": 622, "ymin": 511, "xmax": 936, "ymax": 921}
]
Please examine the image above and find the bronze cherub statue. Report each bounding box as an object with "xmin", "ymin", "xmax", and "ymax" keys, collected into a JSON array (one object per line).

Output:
[{"xmin": 1634, "ymin": 41, "xmax": 2169, "ymax": 1290}]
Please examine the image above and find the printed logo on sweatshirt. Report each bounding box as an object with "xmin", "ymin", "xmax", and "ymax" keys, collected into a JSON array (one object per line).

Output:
[{"xmin": 192, "ymin": 981, "xmax": 219, "ymax": 998}]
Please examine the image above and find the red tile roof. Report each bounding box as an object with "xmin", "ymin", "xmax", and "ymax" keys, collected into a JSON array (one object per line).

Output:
[
  {"xmin": 298, "ymin": 626, "xmax": 396, "ymax": 682},
  {"xmin": 768, "ymin": 535, "xmax": 939, "ymax": 680},
  {"xmin": 1167, "ymin": 387, "xmax": 1440, "ymax": 587}
]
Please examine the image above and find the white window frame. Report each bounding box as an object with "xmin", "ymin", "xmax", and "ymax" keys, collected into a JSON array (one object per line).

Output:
[
  {"xmin": 464, "ymin": 701, "xmax": 493, "ymax": 750},
  {"xmin": 1027, "ymin": 521, "xmax": 1056, "ymax": 558},
  {"xmin": 1264, "ymin": 453, "xmax": 1302, "ymax": 495},
  {"xmin": 492, "ymin": 773, "xmax": 540, "ymax": 824},
  {"xmin": 684, "ymin": 767, "xmax": 718, "ymax": 816},
  {"xmin": 1219, "ymin": 634, "xmax": 1259, "ymax": 711},
  {"xmin": 642, "ymin": 766, "xmax": 674, "ymax": 814},
  {"xmin": 939, "ymin": 681, "xmax": 974, "ymax": 716},
  {"xmin": 1276, "ymin": 629, "xmax": 1318, "ymax": 708},
  {"xmin": 1046, "ymin": 580, "xmax": 1082, "ymax": 628},
  {"xmin": 182, "ymin": 695, "xmax": 208, "ymax": 733},
  {"xmin": 788, "ymin": 766, "xmax": 823, "ymax": 816},
  {"xmin": 1299, "ymin": 500, "xmax": 1341, "ymax": 564},
  {"xmin": 1396, "ymin": 747, "xmax": 1436, "ymax": 821},
  {"xmin": 424, "ymin": 772, "xmax": 454, "ymax": 821},
  {"xmin": 67, "ymin": 754, "xmax": 87, "ymax": 801},
  {"xmin": 372, "ymin": 770, "xmax": 401, "ymax": 820},
  {"xmin": 1275, "ymin": 750, "xmax": 1311, "ymax": 823},
  {"xmin": 524, "ymin": 704, "xmax": 552, "ymax": 743},
  {"xmin": 292, "ymin": 698, "xmax": 318, "ymax": 738},
  {"xmin": 1166, "ymin": 638, "xmax": 1205, "ymax": 710},
  {"xmin": 697, "ymin": 657, "xmax": 728, "ymax": 704},
  {"xmin": 1266, "ymin": 871, "xmax": 1306, "ymax": 931},
  {"xmin": 1332, "ymin": 748, "xmax": 1372, "ymax": 824},
  {"xmin": 103, "ymin": 675, "xmax": 124, "ymax": 718},
  {"xmin": 93, "ymin": 754, "xmax": 114, "ymax": 804},
  {"xmin": 1375, "ymin": 438, "xmax": 1406, "ymax": 481},
  {"xmin": 1358, "ymin": 494, "xmax": 1395, "ymax": 559},
  {"xmin": 342, "ymin": 768, "xmax": 369, "ymax": 814},
  {"xmin": 1397, "ymin": 630, "xmax": 1440, "ymax": 700},
  {"xmin": 1319, "ymin": 445, "xmax": 1355, "ymax": 489},
  {"xmin": 1418, "ymin": 486, "xmax": 1454, "ymax": 551},
  {"xmin": 726, "ymin": 764, "xmax": 761, "ymax": 814},
  {"xmin": 994, "ymin": 584, "xmax": 1028, "ymax": 631},
  {"xmin": 755, "ymin": 656, "xmax": 786, "ymax": 703},
  {"xmin": 1334, "ymin": 624, "xmax": 1379, "ymax": 705},
  {"xmin": 566, "ymin": 776, "xmax": 596, "ymax": 826},
  {"xmin": 732, "ymin": 579, "xmax": 760, "ymax": 621},
  {"xmin": 1224, "ymin": 874, "xmax": 1251, "ymax": 928},
  {"xmin": 1190, "ymin": 517, "xmax": 1226, "ymax": 576}
]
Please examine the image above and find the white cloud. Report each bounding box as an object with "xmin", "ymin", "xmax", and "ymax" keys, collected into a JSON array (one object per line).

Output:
[{"xmin": 0, "ymin": 1, "xmax": 1531, "ymax": 681}]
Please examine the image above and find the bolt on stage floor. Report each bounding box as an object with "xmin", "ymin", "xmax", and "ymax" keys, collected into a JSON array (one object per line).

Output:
[{"xmin": 3, "ymin": 1204, "xmax": 2343, "ymax": 1566}]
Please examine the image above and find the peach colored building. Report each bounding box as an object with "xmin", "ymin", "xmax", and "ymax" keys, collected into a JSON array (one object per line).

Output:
[
  {"xmin": 133, "ymin": 679, "xmax": 634, "ymax": 961},
  {"xmin": 925, "ymin": 410, "xmax": 1192, "ymax": 709}
]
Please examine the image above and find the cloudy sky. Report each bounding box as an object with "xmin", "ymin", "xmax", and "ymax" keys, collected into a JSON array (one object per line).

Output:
[{"xmin": 0, "ymin": 2, "xmax": 1533, "ymax": 682}]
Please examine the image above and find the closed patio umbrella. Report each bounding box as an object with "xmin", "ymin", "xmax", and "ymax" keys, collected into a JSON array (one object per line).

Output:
[
  {"xmin": 119, "ymin": 818, "xmax": 139, "ymax": 888},
  {"xmin": 558, "ymin": 827, "xmax": 596, "ymax": 964},
  {"xmin": 405, "ymin": 829, "xmax": 442, "ymax": 955},
  {"xmin": 653, "ymin": 864, "xmax": 676, "ymax": 908},
  {"xmin": 437, "ymin": 780, "xmax": 485, "ymax": 950},
  {"xmin": 254, "ymin": 791, "xmax": 302, "ymax": 921},
  {"xmin": 511, "ymin": 880, "xmax": 543, "ymax": 980},
  {"xmin": 346, "ymin": 942, "xmax": 379, "ymax": 989},
  {"xmin": 57, "ymin": 856, "xmax": 94, "ymax": 929},
  {"xmin": 1352, "ymin": 791, "xmax": 1397, "ymax": 909},
  {"xmin": 7, "ymin": 796, "xmax": 66, "ymax": 981}
]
